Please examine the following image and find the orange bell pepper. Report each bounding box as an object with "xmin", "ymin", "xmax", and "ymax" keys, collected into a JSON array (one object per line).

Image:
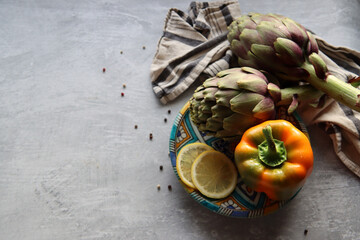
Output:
[{"xmin": 234, "ymin": 120, "xmax": 313, "ymax": 200}]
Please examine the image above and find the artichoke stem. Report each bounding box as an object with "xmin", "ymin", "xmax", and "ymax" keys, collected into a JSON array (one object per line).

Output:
[
  {"xmin": 277, "ymin": 85, "xmax": 324, "ymax": 106},
  {"xmin": 302, "ymin": 60, "xmax": 360, "ymax": 112}
]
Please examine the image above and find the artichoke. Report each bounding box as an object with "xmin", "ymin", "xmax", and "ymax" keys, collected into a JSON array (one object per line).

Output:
[
  {"xmin": 228, "ymin": 13, "xmax": 360, "ymax": 112},
  {"xmin": 189, "ymin": 67, "xmax": 322, "ymax": 141}
]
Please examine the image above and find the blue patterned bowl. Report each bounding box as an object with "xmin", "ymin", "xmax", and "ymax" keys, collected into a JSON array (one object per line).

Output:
[{"xmin": 169, "ymin": 101, "xmax": 308, "ymax": 218}]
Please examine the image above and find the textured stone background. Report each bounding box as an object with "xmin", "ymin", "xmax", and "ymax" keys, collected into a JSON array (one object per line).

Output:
[{"xmin": 0, "ymin": 0, "xmax": 359, "ymax": 239}]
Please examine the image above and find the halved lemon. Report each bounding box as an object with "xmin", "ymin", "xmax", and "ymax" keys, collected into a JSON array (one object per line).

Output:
[
  {"xmin": 176, "ymin": 142, "xmax": 214, "ymax": 188},
  {"xmin": 191, "ymin": 150, "xmax": 238, "ymax": 199}
]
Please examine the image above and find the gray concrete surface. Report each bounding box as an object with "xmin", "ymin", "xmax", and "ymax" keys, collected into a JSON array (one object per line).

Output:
[{"xmin": 0, "ymin": 0, "xmax": 360, "ymax": 239}]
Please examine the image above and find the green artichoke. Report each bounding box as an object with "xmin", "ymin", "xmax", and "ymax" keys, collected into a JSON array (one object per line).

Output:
[
  {"xmin": 228, "ymin": 13, "xmax": 360, "ymax": 112},
  {"xmin": 189, "ymin": 67, "xmax": 322, "ymax": 141}
]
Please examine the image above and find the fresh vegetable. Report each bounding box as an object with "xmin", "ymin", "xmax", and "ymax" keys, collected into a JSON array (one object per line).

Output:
[
  {"xmin": 189, "ymin": 67, "xmax": 323, "ymax": 141},
  {"xmin": 234, "ymin": 120, "xmax": 313, "ymax": 200},
  {"xmin": 227, "ymin": 13, "xmax": 360, "ymax": 112}
]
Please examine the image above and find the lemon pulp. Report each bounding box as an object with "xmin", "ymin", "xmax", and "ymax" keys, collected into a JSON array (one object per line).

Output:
[
  {"xmin": 176, "ymin": 142, "xmax": 213, "ymax": 188},
  {"xmin": 191, "ymin": 150, "xmax": 237, "ymax": 199}
]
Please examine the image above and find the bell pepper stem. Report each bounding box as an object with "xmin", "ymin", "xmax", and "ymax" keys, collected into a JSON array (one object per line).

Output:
[
  {"xmin": 258, "ymin": 125, "xmax": 287, "ymax": 167},
  {"xmin": 263, "ymin": 126, "xmax": 276, "ymax": 152}
]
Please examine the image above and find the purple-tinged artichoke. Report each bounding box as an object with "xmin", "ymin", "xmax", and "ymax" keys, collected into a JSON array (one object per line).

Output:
[
  {"xmin": 189, "ymin": 67, "xmax": 322, "ymax": 141},
  {"xmin": 228, "ymin": 13, "xmax": 360, "ymax": 112}
]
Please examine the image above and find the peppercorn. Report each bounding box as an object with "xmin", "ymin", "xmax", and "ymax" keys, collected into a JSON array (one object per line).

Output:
[
  {"xmin": 157, "ymin": 184, "xmax": 160, "ymax": 190},
  {"xmin": 142, "ymin": 46, "xmax": 146, "ymax": 50},
  {"xmin": 168, "ymin": 185, "xmax": 172, "ymax": 191},
  {"xmin": 149, "ymin": 133, "xmax": 153, "ymax": 140},
  {"xmin": 304, "ymin": 229, "xmax": 308, "ymax": 235},
  {"xmin": 164, "ymin": 118, "xmax": 167, "ymax": 123},
  {"xmin": 168, "ymin": 109, "xmax": 171, "ymax": 114},
  {"xmin": 123, "ymin": 84, "xmax": 126, "ymax": 88},
  {"xmin": 120, "ymin": 51, "xmax": 123, "ymax": 54},
  {"xmin": 134, "ymin": 125, "xmax": 138, "ymax": 129},
  {"xmin": 160, "ymin": 165, "xmax": 163, "ymax": 171}
]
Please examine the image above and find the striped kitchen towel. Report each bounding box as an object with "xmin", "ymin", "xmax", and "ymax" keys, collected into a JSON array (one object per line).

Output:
[
  {"xmin": 150, "ymin": 1, "xmax": 360, "ymax": 177},
  {"xmin": 150, "ymin": 0, "xmax": 241, "ymax": 104}
]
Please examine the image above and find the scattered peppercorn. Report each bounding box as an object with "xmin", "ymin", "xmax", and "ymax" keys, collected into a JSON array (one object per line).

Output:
[
  {"xmin": 160, "ymin": 165, "xmax": 163, "ymax": 171},
  {"xmin": 120, "ymin": 51, "xmax": 123, "ymax": 54},
  {"xmin": 134, "ymin": 125, "xmax": 138, "ymax": 129},
  {"xmin": 149, "ymin": 133, "xmax": 153, "ymax": 140},
  {"xmin": 102, "ymin": 68, "xmax": 106, "ymax": 73},
  {"xmin": 168, "ymin": 109, "xmax": 171, "ymax": 114},
  {"xmin": 164, "ymin": 118, "xmax": 167, "ymax": 123},
  {"xmin": 304, "ymin": 229, "xmax": 308, "ymax": 235},
  {"xmin": 168, "ymin": 185, "xmax": 172, "ymax": 191},
  {"xmin": 142, "ymin": 46, "xmax": 146, "ymax": 50},
  {"xmin": 121, "ymin": 92, "xmax": 124, "ymax": 97},
  {"xmin": 123, "ymin": 84, "xmax": 126, "ymax": 88},
  {"xmin": 157, "ymin": 184, "xmax": 160, "ymax": 190}
]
